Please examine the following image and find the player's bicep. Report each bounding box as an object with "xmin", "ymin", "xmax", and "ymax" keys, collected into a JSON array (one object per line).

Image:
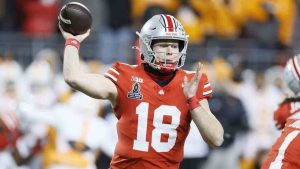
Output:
[{"xmin": 71, "ymin": 73, "xmax": 118, "ymax": 102}]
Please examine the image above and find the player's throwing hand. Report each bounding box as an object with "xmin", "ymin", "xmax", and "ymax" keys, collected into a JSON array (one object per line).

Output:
[{"xmin": 59, "ymin": 23, "xmax": 90, "ymax": 43}]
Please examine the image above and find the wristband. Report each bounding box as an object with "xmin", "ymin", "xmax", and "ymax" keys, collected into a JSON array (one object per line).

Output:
[
  {"xmin": 65, "ymin": 38, "xmax": 80, "ymax": 50},
  {"xmin": 186, "ymin": 96, "xmax": 200, "ymax": 111}
]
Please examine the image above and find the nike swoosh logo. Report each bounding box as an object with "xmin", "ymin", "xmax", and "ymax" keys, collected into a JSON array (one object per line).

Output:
[{"xmin": 59, "ymin": 14, "xmax": 71, "ymax": 24}]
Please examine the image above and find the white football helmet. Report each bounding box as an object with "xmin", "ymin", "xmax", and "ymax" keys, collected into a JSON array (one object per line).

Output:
[
  {"xmin": 136, "ymin": 14, "xmax": 188, "ymax": 72},
  {"xmin": 284, "ymin": 54, "xmax": 300, "ymax": 94}
]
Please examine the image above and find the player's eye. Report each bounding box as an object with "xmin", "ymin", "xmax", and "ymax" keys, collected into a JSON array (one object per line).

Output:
[{"xmin": 171, "ymin": 44, "xmax": 179, "ymax": 48}]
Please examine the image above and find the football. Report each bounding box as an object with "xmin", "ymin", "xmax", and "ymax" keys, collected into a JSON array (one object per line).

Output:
[{"xmin": 58, "ymin": 2, "xmax": 92, "ymax": 35}]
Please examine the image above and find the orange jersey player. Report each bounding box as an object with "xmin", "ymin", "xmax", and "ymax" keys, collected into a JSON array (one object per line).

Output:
[
  {"xmin": 261, "ymin": 55, "xmax": 300, "ymax": 169},
  {"xmin": 59, "ymin": 14, "xmax": 224, "ymax": 169}
]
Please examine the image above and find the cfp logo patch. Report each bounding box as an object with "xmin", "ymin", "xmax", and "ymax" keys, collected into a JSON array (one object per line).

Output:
[{"xmin": 127, "ymin": 83, "xmax": 143, "ymax": 100}]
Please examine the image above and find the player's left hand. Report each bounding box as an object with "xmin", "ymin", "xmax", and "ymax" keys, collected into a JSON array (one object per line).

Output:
[{"xmin": 183, "ymin": 62, "xmax": 202, "ymax": 99}]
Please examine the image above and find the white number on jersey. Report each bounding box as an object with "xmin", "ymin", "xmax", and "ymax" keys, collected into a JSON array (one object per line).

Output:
[{"xmin": 133, "ymin": 102, "xmax": 181, "ymax": 152}]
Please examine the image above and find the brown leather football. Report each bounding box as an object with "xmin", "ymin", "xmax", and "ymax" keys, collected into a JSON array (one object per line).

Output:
[{"xmin": 58, "ymin": 2, "xmax": 92, "ymax": 35}]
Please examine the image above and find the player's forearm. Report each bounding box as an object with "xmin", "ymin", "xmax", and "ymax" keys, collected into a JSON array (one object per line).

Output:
[
  {"xmin": 191, "ymin": 101, "xmax": 224, "ymax": 147},
  {"xmin": 62, "ymin": 46, "xmax": 99, "ymax": 97},
  {"xmin": 63, "ymin": 46, "xmax": 117, "ymax": 102},
  {"xmin": 63, "ymin": 45, "xmax": 83, "ymax": 87}
]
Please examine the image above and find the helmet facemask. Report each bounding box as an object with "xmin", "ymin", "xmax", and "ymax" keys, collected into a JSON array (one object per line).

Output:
[{"xmin": 151, "ymin": 39, "xmax": 186, "ymax": 73}]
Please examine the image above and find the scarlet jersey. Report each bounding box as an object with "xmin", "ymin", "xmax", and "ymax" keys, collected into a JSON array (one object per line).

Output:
[
  {"xmin": 105, "ymin": 62, "xmax": 212, "ymax": 169},
  {"xmin": 262, "ymin": 99, "xmax": 300, "ymax": 169},
  {"xmin": 274, "ymin": 98, "xmax": 300, "ymax": 129}
]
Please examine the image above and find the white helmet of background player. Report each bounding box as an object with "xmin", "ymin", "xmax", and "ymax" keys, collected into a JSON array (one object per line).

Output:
[
  {"xmin": 284, "ymin": 54, "xmax": 300, "ymax": 95},
  {"xmin": 136, "ymin": 14, "xmax": 189, "ymax": 72}
]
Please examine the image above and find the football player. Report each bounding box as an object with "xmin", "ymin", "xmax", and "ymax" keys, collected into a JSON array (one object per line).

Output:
[
  {"xmin": 261, "ymin": 55, "xmax": 300, "ymax": 169},
  {"xmin": 59, "ymin": 14, "xmax": 224, "ymax": 169}
]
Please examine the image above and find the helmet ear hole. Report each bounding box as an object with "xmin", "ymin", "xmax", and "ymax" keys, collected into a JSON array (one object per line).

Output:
[
  {"xmin": 141, "ymin": 54, "xmax": 144, "ymax": 60},
  {"xmin": 179, "ymin": 41, "xmax": 184, "ymax": 52}
]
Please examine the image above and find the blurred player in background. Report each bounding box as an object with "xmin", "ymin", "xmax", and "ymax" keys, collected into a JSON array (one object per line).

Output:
[
  {"xmin": 261, "ymin": 54, "xmax": 300, "ymax": 169},
  {"xmin": 18, "ymin": 91, "xmax": 116, "ymax": 169},
  {"xmin": 59, "ymin": 14, "xmax": 224, "ymax": 169}
]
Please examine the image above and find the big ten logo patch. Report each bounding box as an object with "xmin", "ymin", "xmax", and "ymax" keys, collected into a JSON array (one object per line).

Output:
[{"xmin": 131, "ymin": 76, "xmax": 144, "ymax": 83}]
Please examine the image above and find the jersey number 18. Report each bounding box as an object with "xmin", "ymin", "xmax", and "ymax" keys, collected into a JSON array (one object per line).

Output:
[{"xmin": 133, "ymin": 102, "xmax": 181, "ymax": 152}]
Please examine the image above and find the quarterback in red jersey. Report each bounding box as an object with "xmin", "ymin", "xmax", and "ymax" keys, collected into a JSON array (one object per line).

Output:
[
  {"xmin": 261, "ymin": 55, "xmax": 300, "ymax": 169},
  {"xmin": 59, "ymin": 14, "xmax": 224, "ymax": 169}
]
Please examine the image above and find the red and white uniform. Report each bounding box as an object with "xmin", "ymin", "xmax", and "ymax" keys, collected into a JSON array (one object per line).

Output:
[
  {"xmin": 261, "ymin": 99, "xmax": 300, "ymax": 169},
  {"xmin": 105, "ymin": 62, "xmax": 212, "ymax": 169}
]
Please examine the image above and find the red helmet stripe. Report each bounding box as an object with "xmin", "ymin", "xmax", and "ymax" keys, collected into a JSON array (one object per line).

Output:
[
  {"xmin": 292, "ymin": 56, "xmax": 300, "ymax": 79},
  {"xmin": 164, "ymin": 15, "xmax": 174, "ymax": 32}
]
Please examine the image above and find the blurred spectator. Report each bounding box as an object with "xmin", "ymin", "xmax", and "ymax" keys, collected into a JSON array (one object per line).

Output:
[
  {"xmin": 97, "ymin": 0, "xmax": 135, "ymax": 64},
  {"xmin": 18, "ymin": 91, "xmax": 116, "ymax": 169},
  {"xmin": 15, "ymin": 0, "xmax": 60, "ymax": 39},
  {"xmin": 203, "ymin": 58, "xmax": 248, "ymax": 169},
  {"xmin": 97, "ymin": 109, "xmax": 119, "ymax": 169},
  {"xmin": 9, "ymin": 49, "xmax": 62, "ymax": 169},
  {"xmin": 176, "ymin": 4, "xmax": 206, "ymax": 44},
  {"xmin": 265, "ymin": 65, "xmax": 285, "ymax": 93},
  {"xmin": 0, "ymin": 0, "xmax": 19, "ymax": 31},
  {"xmin": 0, "ymin": 53, "xmax": 23, "ymax": 95},
  {"xmin": 245, "ymin": 17, "xmax": 279, "ymax": 48},
  {"xmin": 265, "ymin": 0, "xmax": 297, "ymax": 47},
  {"xmin": 131, "ymin": 0, "xmax": 181, "ymax": 26},
  {"xmin": 0, "ymin": 54, "xmax": 24, "ymax": 168},
  {"xmin": 243, "ymin": 0, "xmax": 270, "ymax": 22},
  {"xmin": 23, "ymin": 50, "xmax": 58, "ymax": 107},
  {"xmin": 228, "ymin": 71, "xmax": 283, "ymax": 169},
  {"xmin": 241, "ymin": 0, "xmax": 297, "ymax": 48},
  {"xmin": 188, "ymin": 0, "xmax": 241, "ymax": 39},
  {"xmin": 187, "ymin": 0, "xmax": 215, "ymax": 37},
  {"xmin": 181, "ymin": 121, "xmax": 209, "ymax": 169},
  {"xmin": 226, "ymin": 0, "xmax": 248, "ymax": 28}
]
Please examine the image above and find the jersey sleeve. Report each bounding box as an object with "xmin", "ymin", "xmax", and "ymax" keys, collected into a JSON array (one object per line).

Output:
[
  {"xmin": 103, "ymin": 62, "xmax": 123, "ymax": 117},
  {"xmin": 196, "ymin": 73, "xmax": 213, "ymax": 100},
  {"xmin": 104, "ymin": 62, "xmax": 122, "ymax": 85}
]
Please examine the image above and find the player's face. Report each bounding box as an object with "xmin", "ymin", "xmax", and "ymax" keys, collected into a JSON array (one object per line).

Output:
[{"xmin": 152, "ymin": 41, "xmax": 180, "ymax": 64}]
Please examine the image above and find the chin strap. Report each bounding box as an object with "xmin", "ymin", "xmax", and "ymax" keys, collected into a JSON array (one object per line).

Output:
[{"xmin": 153, "ymin": 61, "xmax": 177, "ymax": 74}]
